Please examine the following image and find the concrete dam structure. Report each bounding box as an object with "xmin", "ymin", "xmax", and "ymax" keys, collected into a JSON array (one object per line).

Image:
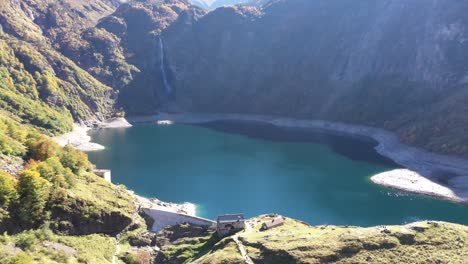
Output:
[{"xmin": 143, "ymin": 208, "xmax": 216, "ymax": 232}]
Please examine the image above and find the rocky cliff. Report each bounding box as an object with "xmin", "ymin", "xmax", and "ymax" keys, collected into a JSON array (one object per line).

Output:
[{"xmin": 19, "ymin": 0, "xmax": 464, "ymax": 157}]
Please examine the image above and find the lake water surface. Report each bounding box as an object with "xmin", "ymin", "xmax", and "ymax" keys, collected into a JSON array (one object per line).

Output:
[{"xmin": 88, "ymin": 121, "xmax": 468, "ymax": 226}]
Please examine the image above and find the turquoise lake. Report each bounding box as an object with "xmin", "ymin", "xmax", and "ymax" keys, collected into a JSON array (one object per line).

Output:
[{"xmin": 88, "ymin": 121, "xmax": 468, "ymax": 226}]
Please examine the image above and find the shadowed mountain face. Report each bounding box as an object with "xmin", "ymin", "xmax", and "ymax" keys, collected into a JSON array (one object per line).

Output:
[
  {"xmin": 1, "ymin": 0, "xmax": 467, "ymax": 157},
  {"xmin": 105, "ymin": 0, "xmax": 468, "ymax": 157}
]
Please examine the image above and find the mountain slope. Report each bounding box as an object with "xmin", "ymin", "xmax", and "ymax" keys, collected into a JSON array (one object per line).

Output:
[
  {"xmin": 0, "ymin": 0, "xmax": 121, "ymax": 129},
  {"xmin": 0, "ymin": 0, "xmax": 145, "ymax": 258},
  {"xmin": 50, "ymin": 0, "xmax": 468, "ymax": 158},
  {"xmin": 158, "ymin": 0, "xmax": 468, "ymax": 157},
  {"xmin": 1, "ymin": 1, "xmax": 466, "ymax": 155}
]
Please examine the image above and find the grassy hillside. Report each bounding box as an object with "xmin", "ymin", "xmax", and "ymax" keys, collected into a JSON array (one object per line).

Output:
[
  {"xmin": 161, "ymin": 215, "xmax": 468, "ymax": 264},
  {"xmin": 0, "ymin": 229, "xmax": 118, "ymax": 263},
  {"xmin": 0, "ymin": 115, "xmax": 136, "ymax": 232},
  {"xmin": 0, "ymin": 114, "xmax": 149, "ymax": 263}
]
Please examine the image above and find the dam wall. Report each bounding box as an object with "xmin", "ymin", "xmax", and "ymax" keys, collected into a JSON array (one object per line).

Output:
[{"xmin": 143, "ymin": 208, "xmax": 216, "ymax": 232}]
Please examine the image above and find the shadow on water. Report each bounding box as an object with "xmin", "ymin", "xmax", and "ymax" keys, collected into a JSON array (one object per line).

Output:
[{"xmin": 197, "ymin": 120, "xmax": 400, "ymax": 167}]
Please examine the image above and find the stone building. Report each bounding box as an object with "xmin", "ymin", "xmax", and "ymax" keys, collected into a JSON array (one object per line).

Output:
[{"xmin": 216, "ymin": 214, "xmax": 245, "ymax": 237}]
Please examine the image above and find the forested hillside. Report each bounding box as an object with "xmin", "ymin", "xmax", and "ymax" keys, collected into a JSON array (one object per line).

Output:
[
  {"xmin": 0, "ymin": 1, "xmax": 155, "ymax": 262},
  {"xmin": 0, "ymin": 0, "xmax": 120, "ymax": 130}
]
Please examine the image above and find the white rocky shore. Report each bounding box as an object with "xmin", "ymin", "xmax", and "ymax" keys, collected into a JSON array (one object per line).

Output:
[
  {"xmin": 371, "ymin": 169, "xmax": 461, "ymax": 201},
  {"xmin": 53, "ymin": 118, "xmax": 132, "ymax": 152},
  {"xmin": 134, "ymin": 113, "xmax": 468, "ymax": 203}
]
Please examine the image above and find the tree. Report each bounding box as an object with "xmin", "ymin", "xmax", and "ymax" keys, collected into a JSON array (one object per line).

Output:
[
  {"xmin": 17, "ymin": 170, "xmax": 50, "ymax": 228},
  {"xmin": 59, "ymin": 145, "xmax": 92, "ymax": 174},
  {"xmin": 0, "ymin": 171, "xmax": 17, "ymax": 209},
  {"xmin": 27, "ymin": 137, "xmax": 60, "ymax": 161},
  {"xmin": 31, "ymin": 157, "xmax": 74, "ymax": 188}
]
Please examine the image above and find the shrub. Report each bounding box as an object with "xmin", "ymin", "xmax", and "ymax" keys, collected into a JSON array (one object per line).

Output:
[
  {"xmin": 14, "ymin": 231, "xmax": 37, "ymax": 251},
  {"xmin": 0, "ymin": 133, "xmax": 26, "ymax": 156},
  {"xmin": 6, "ymin": 253, "xmax": 33, "ymax": 264},
  {"xmin": 123, "ymin": 251, "xmax": 152, "ymax": 264}
]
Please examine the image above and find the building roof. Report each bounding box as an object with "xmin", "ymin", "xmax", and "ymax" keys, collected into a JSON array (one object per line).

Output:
[
  {"xmin": 217, "ymin": 214, "xmax": 245, "ymax": 223},
  {"xmin": 262, "ymin": 216, "xmax": 285, "ymax": 230}
]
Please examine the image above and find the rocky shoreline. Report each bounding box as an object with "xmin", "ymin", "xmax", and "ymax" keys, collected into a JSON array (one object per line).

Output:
[
  {"xmin": 138, "ymin": 113, "xmax": 468, "ymax": 203},
  {"xmin": 53, "ymin": 118, "xmax": 132, "ymax": 152}
]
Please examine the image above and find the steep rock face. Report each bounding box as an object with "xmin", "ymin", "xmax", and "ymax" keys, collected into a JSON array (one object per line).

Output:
[
  {"xmin": 105, "ymin": 0, "xmax": 202, "ymax": 113},
  {"xmin": 167, "ymin": 0, "xmax": 468, "ymax": 105},
  {"xmin": 160, "ymin": 0, "xmax": 468, "ymax": 157}
]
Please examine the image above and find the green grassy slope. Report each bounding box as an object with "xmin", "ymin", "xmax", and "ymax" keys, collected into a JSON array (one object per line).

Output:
[{"xmin": 189, "ymin": 215, "xmax": 468, "ymax": 264}]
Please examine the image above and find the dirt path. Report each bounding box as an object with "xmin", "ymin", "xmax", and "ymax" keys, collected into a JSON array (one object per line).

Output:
[
  {"xmin": 233, "ymin": 221, "xmax": 255, "ymax": 264},
  {"xmin": 112, "ymin": 237, "xmax": 121, "ymax": 264},
  {"xmin": 112, "ymin": 199, "xmax": 141, "ymax": 264}
]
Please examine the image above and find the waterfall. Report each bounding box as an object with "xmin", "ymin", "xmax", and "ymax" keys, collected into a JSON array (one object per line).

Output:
[{"xmin": 158, "ymin": 37, "xmax": 172, "ymax": 95}]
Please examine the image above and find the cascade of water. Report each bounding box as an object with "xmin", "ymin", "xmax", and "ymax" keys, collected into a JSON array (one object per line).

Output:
[{"xmin": 158, "ymin": 37, "xmax": 172, "ymax": 95}]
